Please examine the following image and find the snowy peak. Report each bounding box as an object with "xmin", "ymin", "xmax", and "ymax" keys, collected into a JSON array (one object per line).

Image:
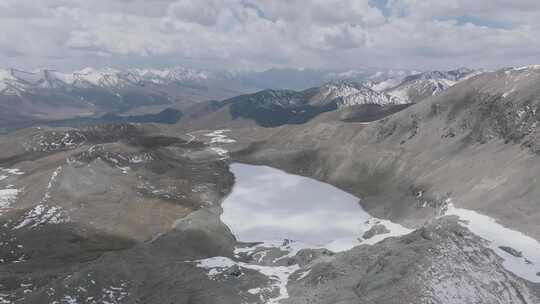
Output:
[
  {"xmin": 311, "ymin": 81, "xmax": 366, "ymax": 104},
  {"xmin": 0, "ymin": 69, "xmax": 15, "ymax": 93},
  {"xmin": 385, "ymin": 68, "xmax": 483, "ymax": 103},
  {"xmin": 0, "ymin": 66, "xmax": 487, "ymax": 107},
  {"xmin": 402, "ymin": 68, "xmax": 479, "ymax": 83},
  {"xmin": 130, "ymin": 67, "xmax": 210, "ymax": 84},
  {"xmin": 326, "ymin": 69, "xmax": 416, "ymax": 83},
  {"xmin": 72, "ymin": 67, "xmax": 124, "ymax": 88},
  {"xmin": 12, "ymin": 69, "xmax": 75, "ymax": 88},
  {"xmin": 0, "ymin": 68, "xmax": 77, "ymax": 93},
  {"xmin": 0, "ymin": 66, "xmax": 216, "ymax": 94},
  {"xmin": 312, "ymin": 81, "xmax": 407, "ymax": 108},
  {"xmin": 326, "ymin": 69, "xmax": 417, "ymax": 93}
]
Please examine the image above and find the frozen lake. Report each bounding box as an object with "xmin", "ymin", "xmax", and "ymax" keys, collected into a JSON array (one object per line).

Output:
[{"xmin": 221, "ymin": 163, "xmax": 410, "ymax": 251}]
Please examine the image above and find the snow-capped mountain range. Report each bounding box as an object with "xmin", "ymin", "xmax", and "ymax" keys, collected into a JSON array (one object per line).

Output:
[
  {"xmin": 0, "ymin": 66, "xmax": 247, "ymax": 129},
  {"xmin": 0, "ymin": 66, "xmax": 485, "ymax": 129},
  {"xmin": 312, "ymin": 81, "xmax": 404, "ymax": 108},
  {"xmin": 0, "ymin": 66, "xmax": 481, "ymax": 99},
  {"xmin": 0, "ymin": 67, "xmax": 218, "ymax": 95},
  {"xmin": 309, "ymin": 68, "xmax": 482, "ymax": 107},
  {"xmin": 384, "ymin": 68, "xmax": 483, "ymax": 103}
]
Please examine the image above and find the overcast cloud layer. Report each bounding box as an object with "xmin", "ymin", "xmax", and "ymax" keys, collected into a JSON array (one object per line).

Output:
[{"xmin": 1, "ymin": 0, "xmax": 540, "ymax": 71}]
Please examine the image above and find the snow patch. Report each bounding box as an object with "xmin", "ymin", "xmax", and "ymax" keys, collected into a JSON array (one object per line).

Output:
[
  {"xmin": 370, "ymin": 78, "xmax": 405, "ymax": 91},
  {"xmin": 316, "ymin": 82, "xmax": 405, "ymax": 107},
  {"xmin": 195, "ymin": 256, "xmax": 299, "ymax": 304},
  {"xmin": 0, "ymin": 189, "xmax": 19, "ymax": 210},
  {"xmin": 502, "ymin": 86, "xmax": 516, "ymax": 98},
  {"xmin": 129, "ymin": 153, "xmax": 153, "ymax": 164},
  {"xmin": 296, "ymin": 269, "xmax": 311, "ymax": 281},
  {"xmin": 234, "ymin": 240, "xmax": 317, "ymax": 262},
  {"xmin": 247, "ymin": 287, "xmax": 262, "ymax": 294},
  {"xmin": 0, "ymin": 167, "xmax": 23, "ymax": 213},
  {"xmin": 515, "ymin": 65, "xmax": 540, "ymax": 71},
  {"xmin": 100, "ymin": 283, "xmax": 129, "ymax": 304},
  {"xmin": 1, "ymin": 168, "xmax": 24, "ymax": 175},
  {"xmin": 14, "ymin": 166, "xmax": 68, "ymax": 229},
  {"xmin": 204, "ymin": 129, "xmax": 237, "ymax": 144},
  {"xmin": 204, "ymin": 129, "xmax": 236, "ymax": 159},
  {"xmin": 210, "ymin": 147, "xmax": 229, "ymax": 157},
  {"xmin": 444, "ymin": 203, "xmax": 540, "ymax": 283}
]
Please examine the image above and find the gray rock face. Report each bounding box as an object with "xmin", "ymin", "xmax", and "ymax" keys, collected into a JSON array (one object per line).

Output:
[
  {"xmin": 362, "ymin": 224, "xmax": 390, "ymax": 239},
  {"xmin": 500, "ymin": 246, "xmax": 524, "ymax": 258},
  {"xmin": 286, "ymin": 218, "xmax": 539, "ymax": 304}
]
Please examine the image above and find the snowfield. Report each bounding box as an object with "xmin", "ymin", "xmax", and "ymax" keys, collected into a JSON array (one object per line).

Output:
[
  {"xmin": 0, "ymin": 167, "xmax": 24, "ymax": 213},
  {"xmin": 445, "ymin": 202, "xmax": 540, "ymax": 283},
  {"xmin": 204, "ymin": 129, "xmax": 237, "ymax": 144},
  {"xmin": 14, "ymin": 166, "xmax": 68, "ymax": 229},
  {"xmin": 203, "ymin": 129, "xmax": 236, "ymax": 159},
  {"xmin": 0, "ymin": 188, "xmax": 19, "ymax": 210},
  {"xmin": 195, "ymin": 256, "xmax": 299, "ymax": 304}
]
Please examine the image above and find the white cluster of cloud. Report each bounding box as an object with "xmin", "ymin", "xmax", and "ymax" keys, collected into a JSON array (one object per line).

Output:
[{"xmin": 1, "ymin": 0, "xmax": 539, "ymax": 71}]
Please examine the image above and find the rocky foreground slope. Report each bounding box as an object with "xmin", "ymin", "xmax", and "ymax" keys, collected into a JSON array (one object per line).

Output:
[{"xmin": 0, "ymin": 123, "xmax": 239, "ymax": 303}]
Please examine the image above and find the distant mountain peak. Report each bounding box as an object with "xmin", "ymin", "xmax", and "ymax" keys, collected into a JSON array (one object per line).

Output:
[{"xmin": 383, "ymin": 68, "xmax": 484, "ymax": 103}]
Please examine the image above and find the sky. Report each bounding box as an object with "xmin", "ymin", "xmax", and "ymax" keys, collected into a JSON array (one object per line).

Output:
[{"xmin": 1, "ymin": 0, "xmax": 540, "ymax": 72}]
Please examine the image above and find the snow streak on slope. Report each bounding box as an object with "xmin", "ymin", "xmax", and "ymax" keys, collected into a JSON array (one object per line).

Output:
[
  {"xmin": 204, "ymin": 129, "xmax": 236, "ymax": 159},
  {"xmin": 445, "ymin": 202, "xmax": 540, "ymax": 283},
  {"xmin": 0, "ymin": 167, "xmax": 24, "ymax": 213},
  {"xmin": 14, "ymin": 166, "xmax": 68, "ymax": 229},
  {"xmin": 0, "ymin": 66, "xmax": 216, "ymax": 93},
  {"xmin": 0, "ymin": 69, "xmax": 15, "ymax": 92}
]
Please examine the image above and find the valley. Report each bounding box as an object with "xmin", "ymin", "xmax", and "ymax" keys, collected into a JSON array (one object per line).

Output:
[{"xmin": 1, "ymin": 66, "xmax": 540, "ymax": 303}]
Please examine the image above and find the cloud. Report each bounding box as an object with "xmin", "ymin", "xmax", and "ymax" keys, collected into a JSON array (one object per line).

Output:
[
  {"xmin": 167, "ymin": 0, "xmax": 226, "ymax": 26},
  {"xmin": 1, "ymin": 0, "xmax": 540, "ymax": 71}
]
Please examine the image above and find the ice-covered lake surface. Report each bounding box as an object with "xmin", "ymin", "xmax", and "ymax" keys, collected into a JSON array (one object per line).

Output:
[
  {"xmin": 196, "ymin": 163, "xmax": 411, "ymax": 303},
  {"xmin": 198, "ymin": 163, "xmax": 540, "ymax": 303},
  {"xmin": 221, "ymin": 163, "xmax": 411, "ymax": 252}
]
